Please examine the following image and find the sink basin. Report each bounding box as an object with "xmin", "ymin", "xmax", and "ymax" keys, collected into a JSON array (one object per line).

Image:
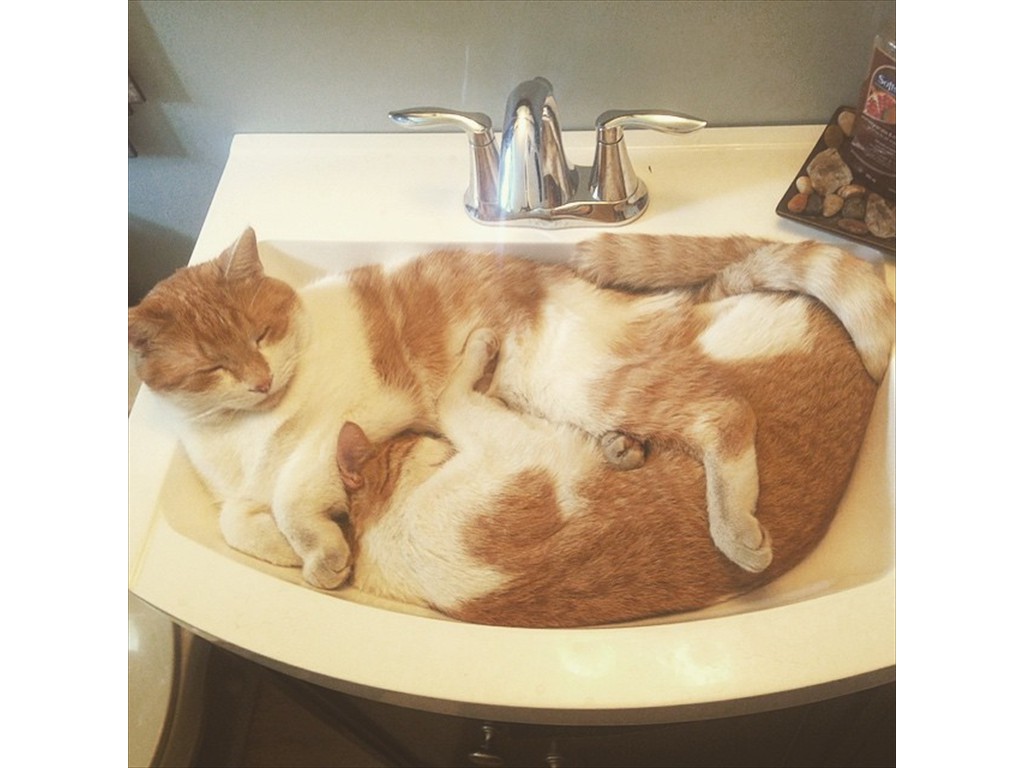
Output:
[
  {"xmin": 129, "ymin": 235, "xmax": 894, "ymax": 724},
  {"xmin": 129, "ymin": 128, "xmax": 894, "ymax": 725}
]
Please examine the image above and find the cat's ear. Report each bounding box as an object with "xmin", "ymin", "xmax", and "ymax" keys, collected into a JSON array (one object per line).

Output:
[
  {"xmin": 337, "ymin": 421, "xmax": 373, "ymax": 491},
  {"xmin": 216, "ymin": 227, "xmax": 264, "ymax": 281}
]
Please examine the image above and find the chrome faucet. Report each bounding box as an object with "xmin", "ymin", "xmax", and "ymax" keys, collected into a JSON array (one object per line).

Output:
[{"xmin": 389, "ymin": 77, "xmax": 705, "ymax": 227}]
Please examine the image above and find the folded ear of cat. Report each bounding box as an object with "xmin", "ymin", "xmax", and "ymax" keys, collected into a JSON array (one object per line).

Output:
[{"xmin": 337, "ymin": 421, "xmax": 373, "ymax": 491}]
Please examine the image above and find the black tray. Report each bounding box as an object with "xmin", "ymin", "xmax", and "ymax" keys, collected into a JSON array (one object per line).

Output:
[{"xmin": 776, "ymin": 106, "xmax": 895, "ymax": 255}]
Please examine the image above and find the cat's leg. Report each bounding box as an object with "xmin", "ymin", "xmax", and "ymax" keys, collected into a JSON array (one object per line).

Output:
[
  {"xmin": 460, "ymin": 328, "xmax": 646, "ymax": 470},
  {"xmin": 274, "ymin": 502, "xmax": 352, "ymax": 590},
  {"xmin": 604, "ymin": 386, "xmax": 772, "ymax": 572},
  {"xmin": 219, "ymin": 501, "xmax": 303, "ymax": 567},
  {"xmin": 682, "ymin": 398, "xmax": 772, "ymax": 573},
  {"xmin": 442, "ymin": 328, "xmax": 502, "ymax": 404},
  {"xmin": 437, "ymin": 328, "xmax": 537, "ymax": 446},
  {"xmin": 272, "ymin": 451, "xmax": 353, "ymax": 589}
]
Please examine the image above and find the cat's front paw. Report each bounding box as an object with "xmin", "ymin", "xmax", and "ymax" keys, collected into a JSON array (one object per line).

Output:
[
  {"xmin": 302, "ymin": 545, "xmax": 352, "ymax": 590},
  {"xmin": 220, "ymin": 506, "xmax": 303, "ymax": 567},
  {"xmin": 257, "ymin": 539, "xmax": 304, "ymax": 568},
  {"xmin": 465, "ymin": 328, "xmax": 499, "ymax": 366},
  {"xmin": 446, "ymin": 328, "xmax": 500, "ymax": 397}
]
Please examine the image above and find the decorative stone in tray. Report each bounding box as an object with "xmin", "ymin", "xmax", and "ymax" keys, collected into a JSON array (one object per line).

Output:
[{"xmin": 776, "ymin": 107, "xmax": 895, "ymax": 255}]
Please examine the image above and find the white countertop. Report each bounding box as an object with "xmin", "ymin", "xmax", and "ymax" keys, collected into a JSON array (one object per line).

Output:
[{"xmin": 128, "ymin": 125, "xmax": 895, "ymax": 725}]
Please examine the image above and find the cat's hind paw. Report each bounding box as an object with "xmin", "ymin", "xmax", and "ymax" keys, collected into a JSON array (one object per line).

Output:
[
  {"xmin": 714, "ymin": 522, "xmax": 773, "ymax": 573},
  {"xmin": 600, "ymin": 431, "xmax": 647, "ymax": 470}
]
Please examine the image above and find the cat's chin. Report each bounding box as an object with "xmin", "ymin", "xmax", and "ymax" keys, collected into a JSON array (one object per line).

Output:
[
  {"xmin": 252, "ymin": 384, "xmax": 289, "ymax": 411},
  {"xmin": 222, "ymin": 383, "xmax": 292, "ymax": 414},
  {"xmin": 169, "ymin": 381, "xmax": 292, "ymax": 418}
]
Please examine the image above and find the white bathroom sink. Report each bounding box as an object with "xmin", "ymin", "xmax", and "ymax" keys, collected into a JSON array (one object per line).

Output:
[
  {"xmin": 128, "ymin": 128, "xmax": 895, "ymax": 724},
  {"xmin": 130, "ymin": 236, "xmax": 894, "ymax": 724},
  {"xmin": 162, "ymin": 238, "xmax": 893, "ymax": 624}
]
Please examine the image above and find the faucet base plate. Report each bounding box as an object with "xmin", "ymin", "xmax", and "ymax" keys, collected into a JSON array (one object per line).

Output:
[{"xmin": 467, "ymin": 176, "xmax": 649, "ymax": 229}]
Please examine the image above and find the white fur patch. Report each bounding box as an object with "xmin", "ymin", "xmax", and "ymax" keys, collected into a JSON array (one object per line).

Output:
[
  {"xmin": 355, "ymin": 456, "xmax": 511, "ymax": 609},
  {"xmin": 494, "ymin": 283, "xmax": 682, "ymax": 431},
  {"xmin": 698, "ymin": 295, "xmax": 810, "ymax": 364}
]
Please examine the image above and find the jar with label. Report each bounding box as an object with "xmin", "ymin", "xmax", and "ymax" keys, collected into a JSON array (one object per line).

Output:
[{"xmin": 845, "ymin": 17, "xmax": 896, "ymax": 199}]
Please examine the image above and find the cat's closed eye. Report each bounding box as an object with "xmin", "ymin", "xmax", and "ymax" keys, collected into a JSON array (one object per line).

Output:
[{"xmin": 255, "ymin": 327, "xmax": 271, "ymax": 346}]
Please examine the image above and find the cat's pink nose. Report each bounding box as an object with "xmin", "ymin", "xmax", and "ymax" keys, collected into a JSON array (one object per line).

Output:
[{"xmin": 250, "ymin": 375, "xmax": 273, "ymax": 394}]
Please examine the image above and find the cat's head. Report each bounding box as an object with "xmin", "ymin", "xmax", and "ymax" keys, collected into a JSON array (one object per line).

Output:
[
  {"xmin": 336, "ymin": 421, "xmax": 453, "ymax": 529},
  {"xmin": 128, "ymin": 228, "xmax": 305, "ymax": 415}
]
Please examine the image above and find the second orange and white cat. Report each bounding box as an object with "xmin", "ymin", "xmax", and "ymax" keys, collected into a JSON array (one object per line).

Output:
[
  {"xmin": 128, "ymin": 229, "xmax": 893, "ymax": 596},
  {"xmin": 338, "ymin": 322, "xmax": 876, "ymax": 627}
]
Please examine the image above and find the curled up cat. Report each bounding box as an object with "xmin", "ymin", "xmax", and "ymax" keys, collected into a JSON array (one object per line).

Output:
[
  {"xmin": 127, "ymin": 229, "xmax": 894, "ymax": 594},
  {"xmin": 336, "ymin": 310, "xmax": 878, "ymax": 627}
]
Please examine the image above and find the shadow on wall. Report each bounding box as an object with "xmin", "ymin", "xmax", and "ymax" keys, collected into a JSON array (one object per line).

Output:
[
  {"xmin": 128, "ymin": 0, "xmax": 189, "ymax": 158},
  {"xmin": 129, "ymin": 217, "xmax": 194, "ymax": 306}
]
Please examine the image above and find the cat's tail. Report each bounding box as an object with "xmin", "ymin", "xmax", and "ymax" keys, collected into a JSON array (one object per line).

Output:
[{"xmin": 571, "ymin": 233, "xmax": 895, "ymax": 382}]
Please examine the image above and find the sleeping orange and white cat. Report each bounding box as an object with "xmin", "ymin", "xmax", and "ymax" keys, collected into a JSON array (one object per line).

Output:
[
  {"xmin": 338, "ymin": 320, "xmax": 878, "ymax": 626},
  {"xmin": 127, "ymin": 229, "xmax": 893, "ymax": 599}
]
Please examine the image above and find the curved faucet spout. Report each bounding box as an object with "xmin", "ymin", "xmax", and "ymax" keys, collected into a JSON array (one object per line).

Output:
[{"xmin": 498, "ymin": 77, "xmax": 576, "ymax": 213}]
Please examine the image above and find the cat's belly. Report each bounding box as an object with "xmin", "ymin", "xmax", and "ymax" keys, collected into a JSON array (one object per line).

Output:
[{"xmin": 491, "ymin": 284, "xmax": 684, "ymax": 433}]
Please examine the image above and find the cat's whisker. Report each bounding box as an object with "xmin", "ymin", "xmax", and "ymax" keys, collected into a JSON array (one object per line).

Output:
[{"xmin": 186, "ymin": 405, "xmax": 222, "ymax": 422}]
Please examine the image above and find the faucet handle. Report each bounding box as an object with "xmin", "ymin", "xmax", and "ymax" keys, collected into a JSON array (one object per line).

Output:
[
  {"xmin": 589, "ymin": 109, "xmax": 706, "ymax": 203},
  {"xmin": 595, "ymin": 109, "xmax": 707, "ymax": 141},
  {"xmin": 388, "ymin": 108, "xmax": 495, "ymax": 146},
  {"xmin": 389, "ymin": 108, "xmax": 499, "ymax": 212}
]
